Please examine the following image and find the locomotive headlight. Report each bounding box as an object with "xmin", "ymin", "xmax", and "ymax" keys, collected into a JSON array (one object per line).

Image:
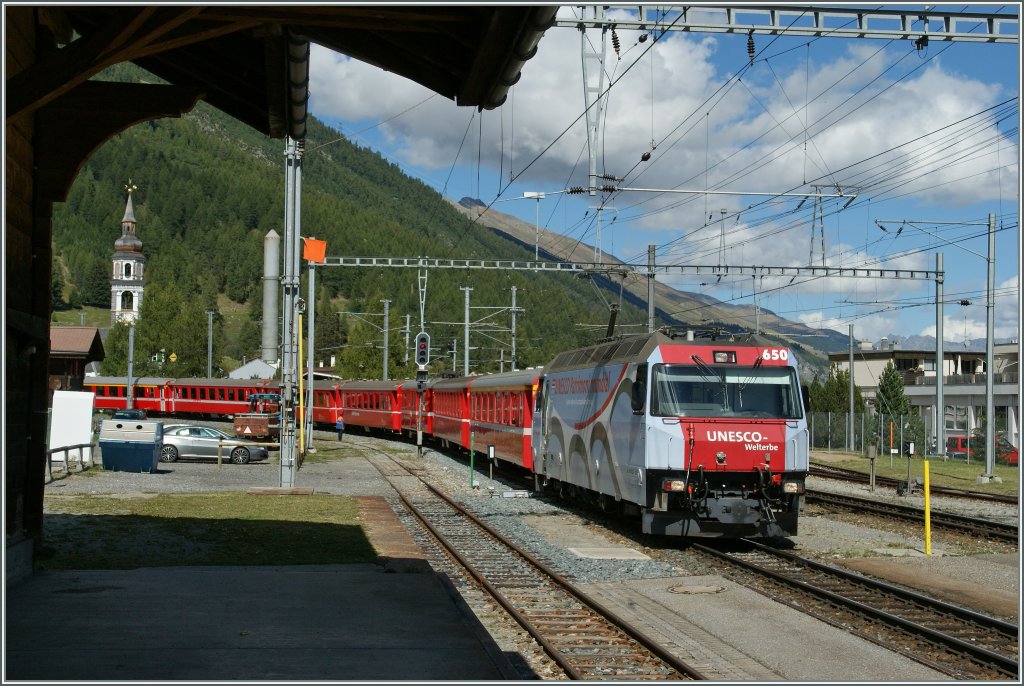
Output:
[
  {"xmin": 662, "ymin": 479, "xmax": 689, "ymax": 492},
  {"xmin": 783, "ymin": 481, "xmax": 804, "ymax": 494}
]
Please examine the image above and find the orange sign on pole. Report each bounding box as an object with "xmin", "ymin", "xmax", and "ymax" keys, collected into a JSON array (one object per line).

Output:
[{"xmin": 302, "ymin": 237, "xmax": 327, "ymax": 263}]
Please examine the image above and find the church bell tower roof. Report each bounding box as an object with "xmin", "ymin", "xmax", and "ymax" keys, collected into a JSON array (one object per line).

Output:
[{"xmin": 114, "ymin": 180, "xmax": 142, "ymax": 253}]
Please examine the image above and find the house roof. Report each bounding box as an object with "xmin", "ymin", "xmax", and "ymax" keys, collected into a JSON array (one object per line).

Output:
[
  {"xmin": 229, "ymin": 359, "xmax": 278, "ymax": 380},
  {"xmin": 50, "ymin": 327, "xmax": 105, "ymax": 362}
]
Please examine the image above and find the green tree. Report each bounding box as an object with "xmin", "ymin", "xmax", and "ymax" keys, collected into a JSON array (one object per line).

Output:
[
  {"xmin": 808, "ymin": 365, "xmax": 864, "ymax": 413},
  {"xmin": 876, "ymin": 362, "xmax": 911, "ymax": 419},
  {"xmin": 313, "ymin": 295, "xmax": 347, "ymax": 367},
  {"xmin": 80, "ymin": 258, "xmax": 112, "ymax": 307},
  {"xmin": 875, "ymin": 362, "xmax": 925, "ymax": 454},
  {"xmin": 51, "ymin": 255, "xmax": 68, "ymax": 311},
  {"xmin": 100, "ymin": 321, "xmax": 130, "ymax": 374}
]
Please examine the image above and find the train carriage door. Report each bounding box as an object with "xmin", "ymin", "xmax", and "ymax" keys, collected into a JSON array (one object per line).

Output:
[
  {"xmin": 532, "ymin": 377, "xmax": 553, "ymax": 477},
  {"xmin": 531, "ymin": 380, "xmax": 543, "ymax": 471}
]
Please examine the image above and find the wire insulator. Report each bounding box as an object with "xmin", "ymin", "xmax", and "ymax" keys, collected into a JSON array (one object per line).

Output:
[
  {"xmin": 567, "ymin": 186, "xmax": 587, "ymax": 195},
  {"xmin": 601, "ymin": 185, "xmax": 617, "ymax": 193},
  {"xmin": 641, "ymin": 151, "xmax": 652, "ymax": 162},
  {"xmin": 747, "ymin": 29, "xmax": 755, "ymax": 65},
  {"xmin": 612, "ymin": 29, "xmax": 621, "ymax": 57}
]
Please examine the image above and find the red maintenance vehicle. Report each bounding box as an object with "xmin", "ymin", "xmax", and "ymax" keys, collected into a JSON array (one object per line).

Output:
[{"xmin": 232, "ymin": 392, "xmax": 282, "ymax": 439}]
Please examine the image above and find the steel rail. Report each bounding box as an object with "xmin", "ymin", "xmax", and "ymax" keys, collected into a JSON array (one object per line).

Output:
[
  {"xmin": 805, "ymin": 489, "xmax": 1019, "ymax": 542},
  {"xmin": 809, "ymin": 464, "xmax": 1019, "ymax": 504},
  {"xmin": 403, "ymin": 481, "xmax": 707, "ymax": 680},
  {"xmin": 695, "ymin": 541, "xmax": 1019, "ymax": 678}
]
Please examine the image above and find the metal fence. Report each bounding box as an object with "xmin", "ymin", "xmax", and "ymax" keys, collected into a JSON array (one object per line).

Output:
[
  {"xmin": 808, "ymin": 412, "xmax": 931, "ymax": 457},
  {"xmin": 46, "ymin": 442, "xmax": 95, "ymax": 483}
]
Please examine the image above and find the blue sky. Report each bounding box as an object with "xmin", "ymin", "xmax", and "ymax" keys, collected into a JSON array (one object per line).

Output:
[{"xmin": 307, "ymin": 4, "xmax": 1020, "ymax": 346}]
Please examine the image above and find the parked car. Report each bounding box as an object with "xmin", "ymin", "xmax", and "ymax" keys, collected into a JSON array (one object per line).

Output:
[
  {"xmin": 112, "ymin": 408, "xmax": 147, "ymax": 420},
  {"xmin": 945, "ymin": 434, "xmax": 1019, "ymax": 465},
  {"xmin": 160, "ymin": 424, "xmax": 269, "ymax": 464}
]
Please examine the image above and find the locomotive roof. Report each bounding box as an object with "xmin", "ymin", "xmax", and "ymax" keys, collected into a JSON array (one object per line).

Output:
[{"xmin": 545, "ymin": 331, "xmax": 774, "ymax": 372}]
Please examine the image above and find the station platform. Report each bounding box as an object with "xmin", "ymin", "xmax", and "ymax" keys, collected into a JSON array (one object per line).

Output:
[{"xmin": 4, "ymin": 497, "xmax": 518, "ymax": 681}]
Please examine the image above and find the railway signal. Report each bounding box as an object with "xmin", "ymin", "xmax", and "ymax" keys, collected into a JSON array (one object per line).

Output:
[{"xmin": 415, "ymin": 331, "xmax": 430, "ymax": 367}]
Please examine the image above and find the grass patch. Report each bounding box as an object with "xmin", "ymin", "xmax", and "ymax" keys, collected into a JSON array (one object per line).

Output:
[
  {"xmin": 42, "ymin": 492, "xmax": 379, "ymax": 570},
  {"xmin": 813, "ymin": 455, "xmax": 1018, "ymax": 496}
]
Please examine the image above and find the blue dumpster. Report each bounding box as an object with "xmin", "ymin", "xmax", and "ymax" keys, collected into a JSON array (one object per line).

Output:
[{"xmin": 98, "ymin": 420, "xmax": 163, "ymax": 473}]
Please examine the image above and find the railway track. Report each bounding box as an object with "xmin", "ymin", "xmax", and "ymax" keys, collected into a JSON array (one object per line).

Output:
[
  {"xmin": 805, "ymin": 488, "xmax": 1019, "ymax": 543},
  {"xmin": 353, "ymin": 437, "xmax": 1017, "ymax": 679},
  {"xmin": 693, "ymin": 540, "xmax": 1019, "ymax": 680},
  {"xmin": 366, "ymin": 451, "xmax": 707, "ymax": 681},
  {"xmin": 810, "ymin": 463, "xmax": 1018, "ymax": 504}
]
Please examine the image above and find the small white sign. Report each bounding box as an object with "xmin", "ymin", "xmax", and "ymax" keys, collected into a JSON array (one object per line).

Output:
[{"xmin": 49, "ymin": 390, "xmax": 95, "ymax": 465}]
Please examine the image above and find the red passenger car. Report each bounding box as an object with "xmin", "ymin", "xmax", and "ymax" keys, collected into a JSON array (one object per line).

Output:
[
  {"xmin": 399, "ymin": 380, "xmax": 432, "ymax": 437},
  {"xmin": 430, "ymin": 376, "xmax": 470, "ymax": 450},
  {"xmin": 466, "ymin": 369, "xmax": 539, "ymax": 470},
  {"xmin": 337, "ymin": 380, "xmax": 402, "ymax": 432}
]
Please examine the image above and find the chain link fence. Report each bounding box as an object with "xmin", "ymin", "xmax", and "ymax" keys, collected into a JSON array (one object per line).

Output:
[{"xmin": 808, "ymin": 412, "xmax": 931, "ymax": 457}]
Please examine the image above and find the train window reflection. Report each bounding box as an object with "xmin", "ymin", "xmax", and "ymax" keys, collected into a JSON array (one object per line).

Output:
[{"xmin": 650, "ymin": 364, "xmax": 802, "ymax": 419}]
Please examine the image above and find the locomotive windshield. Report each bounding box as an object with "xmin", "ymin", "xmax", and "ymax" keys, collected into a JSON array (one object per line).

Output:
[{"xmin": 649, "ymin": 363, "xmax": 803, "ymax": 419}]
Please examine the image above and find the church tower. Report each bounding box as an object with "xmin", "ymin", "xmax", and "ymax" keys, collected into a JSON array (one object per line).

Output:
[{"xmin": 110, "ymin": 180, "xmax": 145, "ymax": 324}]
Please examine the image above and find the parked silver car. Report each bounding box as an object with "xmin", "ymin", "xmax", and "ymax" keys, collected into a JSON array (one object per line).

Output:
[{"xmin": 160, "ymin": 424, "xmax": 269, "ymax": 464}]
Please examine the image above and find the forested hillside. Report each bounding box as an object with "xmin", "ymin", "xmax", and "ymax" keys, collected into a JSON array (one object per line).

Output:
[{"xmin": 52, "ymin": 64, "xmax": 657, "ymax": 379}]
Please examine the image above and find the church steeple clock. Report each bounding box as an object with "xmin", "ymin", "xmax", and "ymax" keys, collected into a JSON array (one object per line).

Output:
[{"xmin": 110, "ymin": 179, "xmax": 146, "ymax": 324}]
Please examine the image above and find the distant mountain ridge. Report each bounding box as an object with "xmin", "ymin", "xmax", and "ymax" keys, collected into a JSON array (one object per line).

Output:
[{"xmin": 878, "ymin": 335, "xmax": 1015, "ymax": 352}]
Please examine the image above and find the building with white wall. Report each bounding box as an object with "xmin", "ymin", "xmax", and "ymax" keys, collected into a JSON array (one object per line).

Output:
[{"xmin": 829, "ymin": 338, "xmax": 1019, "ymax": 449}]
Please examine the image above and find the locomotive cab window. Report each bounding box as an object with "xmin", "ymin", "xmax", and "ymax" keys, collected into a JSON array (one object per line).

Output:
[{"xmin": 650, "ymin": 363, "xmax": 802, "ymax": 419}]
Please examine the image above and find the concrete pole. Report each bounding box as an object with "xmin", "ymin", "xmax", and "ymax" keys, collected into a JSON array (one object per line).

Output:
[
  {"xmin": 848, "ymin": 324, "xmax": 855, "ymax": 452},
  {"xmin": 404, "ymin": 314, "xmax": 411, "ymax": 364},
  {"xmin": 983, "ymin": 213, "xmax": 996, "ymax": 479},
  {"xmin": 261, "ymin": 230, "xmax": 281, "ymax": 364},
  {"xmin": 462, "ymin": 287, "xmax": 473, "ymax": 376},
  {"xmin": 510, "ymin": 286, "xmax": 518, "ymax": 370},
  {"xmin": 206, "ymin": 310, "xmax": 214, "ymax": 377},
  {"xmin": 381, "ymin": 299, "xmax": 390, "ymax": 381},
  {"xmin": 126, "ymin": 323, "xmax": 135, "ymax": 409}
]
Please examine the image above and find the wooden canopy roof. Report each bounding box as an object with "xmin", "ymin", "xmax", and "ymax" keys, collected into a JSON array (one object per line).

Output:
[
  {"xmin": 9, "ymin": 5, "xmax": 558, "ymax": 138},
  {"xmin": 7, "ymin": 5, "xmax": 557, "ymax": 212}
]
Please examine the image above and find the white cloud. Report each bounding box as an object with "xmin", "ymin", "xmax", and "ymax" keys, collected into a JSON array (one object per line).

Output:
[{"xmin": 306, "ymin": 25, "xmax": 1017, "ymax": 344}]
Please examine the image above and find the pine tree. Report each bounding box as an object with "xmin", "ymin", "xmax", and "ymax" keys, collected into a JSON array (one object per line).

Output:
[
  {"xmin": 51, "ymin": 255, "xmax": 68, "ymax": 311},
  {"xmin": 876, "ymin": 362, "xmax": 911, "ymax": 419},
  {"xmin": 81, "ymin": 259, "xmax": 112, "ymax": 307},
  {"xmin": 875, "ymin": 362, "xmax": 925, "ymax": 454}
]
